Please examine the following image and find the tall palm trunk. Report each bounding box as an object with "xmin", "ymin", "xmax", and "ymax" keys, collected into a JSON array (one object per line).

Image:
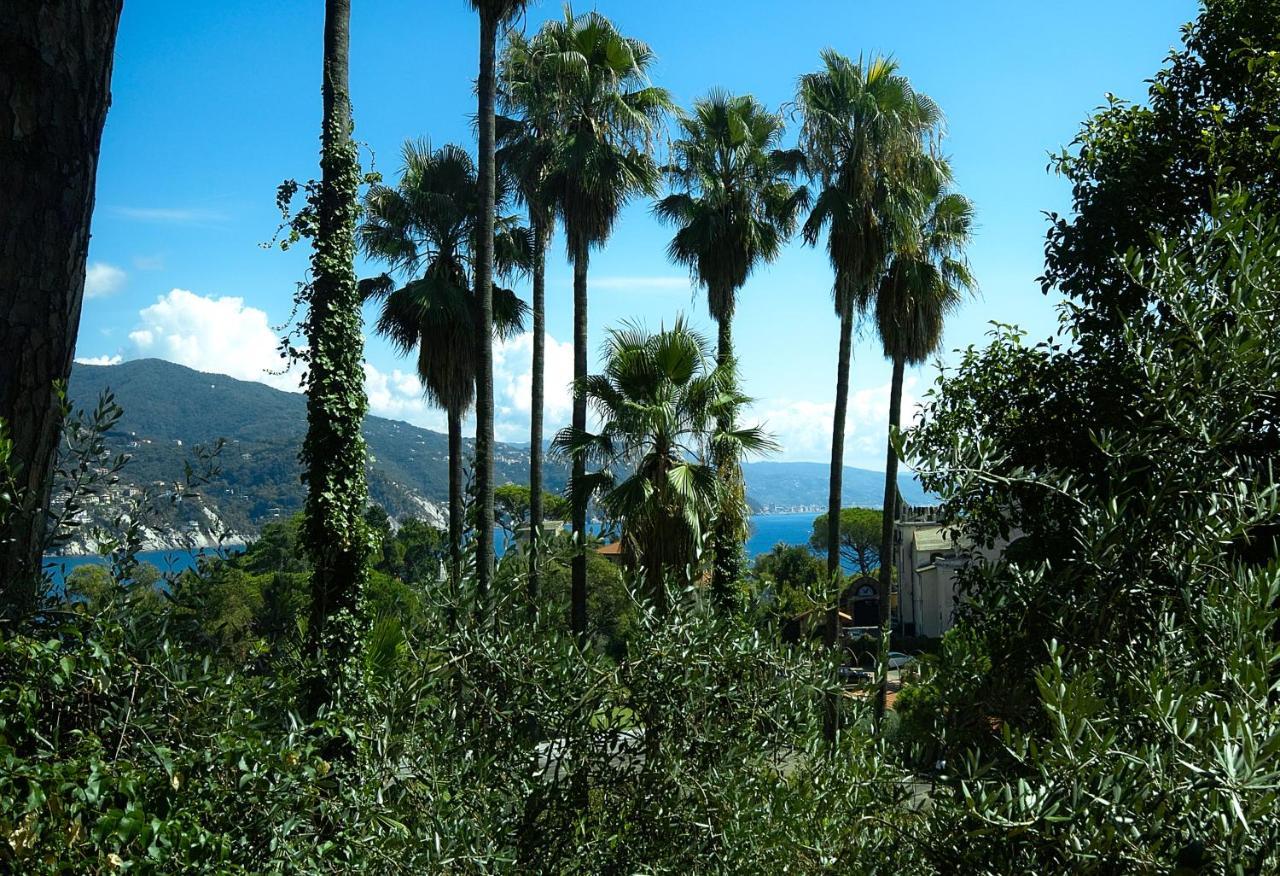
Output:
[
  {"xmin": 473, "ymin": 12, "xmax": 499, "ymax": 602},
  {"xmin": 527, "ymin": 215, "xmax": 548, "ymax": 611},
  {"xmin": 824, "ymin": 304, "xmax": 855, "ymax": 743},
  {"xmin": 715, "ymin": 314, "xmax": 733, "ymax": 368},
  {"xmin": 448, "ymin": 407, "xmax": 464, "ymax": 586},
  {"xmin": 570, "ymin": 244, "xmax": 590, "ymax": 638},
  {"xmin": 875, "ymin": 352, "xmax": 906, "ymax": 724},
  {"xmin": 0, "ymin": 1, "xmax": 122, "ymax": 616},
  {"xmin": 710, "ymin": 311, "xmax": 740, "ymax": 607},
  {"xmin": 304, "ymin": 0, "xmax": 369, "ymax": 711}
]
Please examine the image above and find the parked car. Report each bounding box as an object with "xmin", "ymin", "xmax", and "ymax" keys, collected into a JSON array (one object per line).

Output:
[
  {"xmin": 886, "ymin": 651, "xmax": 917, "ymax": 670},
  {"xmin": 838, "ymin": 666, "xmax": 873, "ymax": 684}
]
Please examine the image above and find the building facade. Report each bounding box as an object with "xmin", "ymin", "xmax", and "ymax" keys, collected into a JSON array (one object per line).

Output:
[{"xmin": 895, "ymin": 503, "xmax": 1013, "ymax": 638}]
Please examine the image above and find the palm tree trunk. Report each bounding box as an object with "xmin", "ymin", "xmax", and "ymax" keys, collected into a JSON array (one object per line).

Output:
[
  {"xmin": 875, "ymin": 352, "xmax": 906, "ymax": 725},
  {"xmin": 528, "ymin": 214, "xmax": 547, "ymax": 612},
  {"xmin": 710, "ymin": 314, "xmax": 740, "ymax": 607},
  {"xmin": 570, "ymin": 243, "xmax": 590, "ymax": 638},
  {"xmin": 716, "ymin": 314, "xmax": 733, "ymax": 369},
  {"xmin": 473, "ymin": 11, "xmax": 498, "ymax": 603},
  {"xmin": 304, "ymin": 0, "xmax": 369, "ymax": 713},
  {"xmin": 448, "ymin": 407, "xmax": 464, "ymax": 586},
  {"xmin": 0, "ymin": 1, "xmax": 122, "ymax": 616},
  {"xmin": 824, "ymin": 304, "xmax": 855, "ymax": 743}
]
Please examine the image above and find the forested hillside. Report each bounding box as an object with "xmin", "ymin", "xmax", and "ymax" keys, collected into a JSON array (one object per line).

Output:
[{"xmin": 61, "ymin": 359, "xmax": 569, "ymax": 545}]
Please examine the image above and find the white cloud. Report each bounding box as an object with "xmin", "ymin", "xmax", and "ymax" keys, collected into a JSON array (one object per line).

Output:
[
  {"xmin": 85, "ymin": 262, "xmax": 126, "ymax": 299},
  {"xmin": 493, "ymin": 331, "xmax": 575, "ymax": 442},
  {"xmin": 133, "ymin": 254, "xmax": 165, "ymax": 271},
  {"xmin": 363, "ymin": 362, "xmax": 446, "ymax": 431},
  {"xmin": 126, "ymin": 288, "xmax": 300, "ymax": 391},
  {"xmin": 591, "ymin": 275, "xmax": 693, "ymax": 294},
  {"xmin": 751, "ymin": 376, "xmax": 923, "ymax": 471},
  {"xmin": 74, "ymin": 354, "xmax": 123, "ymax": 366},
  {"xmin": 363, "ymin": 330, "xmax": 575, "ymax": 443}
]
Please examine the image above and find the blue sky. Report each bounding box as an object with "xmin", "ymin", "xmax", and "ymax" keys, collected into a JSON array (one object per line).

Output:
[{"xmin": 78, "ymin": 0, "xmax": 1198, "ymax": 468}]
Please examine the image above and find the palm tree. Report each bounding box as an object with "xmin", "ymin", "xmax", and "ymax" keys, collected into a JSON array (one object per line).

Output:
[
  {"xmin": 302, "ymin": 0, "xmax": 371, "ymax": 710},
  {"xmin": 553, "ymin": 318, "xmax": 775, "ymax": 613},
  {"xmin": 359, "ymin": 141, "xmax": 529, "ymax": 588},
  {"xmin": 873, "ymin": 163, "xmax": 975, "ymax": 718},
  {"xmin": 469, "ymin": 0, "xmax": 528, "ymax": 601},
  {"xmin": 524, "ymin": 8, "xmax": 674, "ymax": 636},
  {"xmin": 498, "ymin": 31, "xmax": 562, "ymax": 610},
  {"xmin": 655, "ymin": 90, "xmax": 808, "ymax": 605},
  {"xmin": 797, "ymin": 51, "xmax": 939, "ymax": 739}
]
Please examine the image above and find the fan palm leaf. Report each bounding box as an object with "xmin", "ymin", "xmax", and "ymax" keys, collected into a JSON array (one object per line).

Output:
[{"xmin": 552, "ymin": 318, "xmax": 776, "ymax": 613}]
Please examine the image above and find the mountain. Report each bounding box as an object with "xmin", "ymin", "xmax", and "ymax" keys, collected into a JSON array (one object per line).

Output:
[
  {"xmin": 741, "ymin": 460, "xmax": 931, "ymax": 513},
  {"xmin": 60, "ymin": 359, "xmax": 568, "ymax": 552},
  {"xmin": 55, "ymin": 359, "xmax": 931, "ymax": 553}
]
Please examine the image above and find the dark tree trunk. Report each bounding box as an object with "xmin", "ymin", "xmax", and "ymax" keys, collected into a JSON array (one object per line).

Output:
[
  {"xmin": 527, "ymin": 214, "xmax": 547, "ymax": 612},
  {"xmin": 0, "ymin": 1, "xmax": 123, "ymax": 616},
  {"xmin": 473, "ymin": 12, "xmax": 498, "ymax": 602},
  {"xmin": 710, "ymin": 312, "xmax": 741, "ymax": 607},
  {"xmin": 303, "ymin": 0, "xmax": 369, "ymax": 710},
  {"xmin": 448, "ymin": 407, "xmax": 464, "ymax": 586},
  {"xmin": 570, "ymin": 245, "xmax": 589, "ymax": 638},
  {"xmin": 875, "ymin": 353, "xmax": 906, "ymax": 725},
  {"xmin": 824, "ymin": 305, "xmax": 855, "ymax": 743}
]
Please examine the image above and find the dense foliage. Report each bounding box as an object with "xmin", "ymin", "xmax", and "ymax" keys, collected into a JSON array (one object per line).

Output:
[
  {"xmin": 900, "ymin": 200, "xmax": 1280, "ymax": 871},
  {"xmin": 3, "ymin": 510, "xmax": 900, "ymax": 872}
]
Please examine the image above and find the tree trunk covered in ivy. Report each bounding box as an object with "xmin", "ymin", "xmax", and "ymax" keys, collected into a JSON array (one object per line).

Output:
[
  {"xmin": 710, "ymin": 303, "xmax": 742, "ymax": 607},
  {"xmin": 824, "ymin": 304, "xmax": 854, "ymax": 743},
  {"xmin": 0, "ymin": 1, "xmax": 122, "ymax": 616},
  {"xmin": 473, "ymin": 10, "xmax": 498, "ymax": 602},
  {"xmin": 528, "ymin": 215, "xmax": 548, "ymax": 610},
  {"xmin": 303, "ymin": 0, "xmax": 369, "ymax": 709},
  {"xmin": 570, "ymin": 246, "xmax": 590, "ymax": 638}
]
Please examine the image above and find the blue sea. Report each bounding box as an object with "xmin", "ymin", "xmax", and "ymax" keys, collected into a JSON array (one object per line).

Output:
[
  {"xmin": 43, "ymin": 513, "xmax": 826, "ymax": 586},
  {"xmin": 745, "ymin": 512, "xmax": 820, "ymax": 558},
  {"xmin": 42, "ymin": 547, "xmax": 237, "ymax": 588}
]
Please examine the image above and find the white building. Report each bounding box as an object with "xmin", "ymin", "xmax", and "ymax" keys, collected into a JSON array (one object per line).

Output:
[{"xmin": 895, "ymin": 503, "xmax": 1014, "ymax": 638}]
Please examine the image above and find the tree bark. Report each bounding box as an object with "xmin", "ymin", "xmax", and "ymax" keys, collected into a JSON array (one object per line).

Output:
[
  {"xmin": 710, "ymin": 312, "xmax": 740, "ymax": 607},
  {"xmin": 527, "ymin": 214, "xmax": 547, "ymax": 612},
  {"xmin": 473, "ymin": 11, "xmax": 498, "ymax": 603},
  {"xmin": 875, "ymin": 353, "xmax": 906, "ymax": 725},
  {"xmin": 570, "ymin": 244, "xmax": 589, "ymax": 638},
  {"xmin": 303, "ymin": 0, "xmax": 369, "ymax": 711},
  {"xmin": 0, "ymin": 1, "xmax": 123, "ymax": 616},
  {"xmin": 824, "ymin": 304, "xmax": 855, "ymax": 743}
]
